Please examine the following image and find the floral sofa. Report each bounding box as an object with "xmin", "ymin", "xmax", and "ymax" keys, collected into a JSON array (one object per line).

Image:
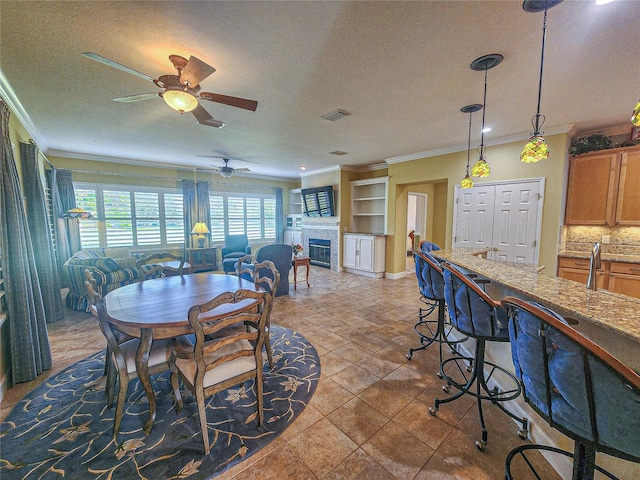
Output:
[{"xmin": 63, "ymin": 247, "xmax": 161, "ymax": 311}]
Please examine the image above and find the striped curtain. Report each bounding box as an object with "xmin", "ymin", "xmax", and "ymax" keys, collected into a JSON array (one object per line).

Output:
[
  {"xmin": 0, "ymin": 101, "xmax": 52, "ymax": 383},
  {"xmin": 182, "ymin": 180, "xmax": 210, "ymax": 248},
  {"xmin": 20, "ymin": 142, "xmax": 65, "ymax": 323}
]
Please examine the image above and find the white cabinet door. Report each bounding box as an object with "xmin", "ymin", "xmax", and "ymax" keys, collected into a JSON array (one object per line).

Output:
[
  {"xmin": 284, "ymin": 230, "xmax": 294, "ymax": 246},
  {"xmin": 357, "ymin": 236, "xmax": 374, "ymax": 272},
  {"xmin": 343, "ymin": 235, "xmax": 358, "ymax": 268}
]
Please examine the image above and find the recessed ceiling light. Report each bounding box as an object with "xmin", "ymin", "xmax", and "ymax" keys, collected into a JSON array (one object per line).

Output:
[
  {"xmin": 482, "ymin": 127, "xmax": 492, "ymax": 133},
  {"xmin": 300, "ymin": 165, "xmax": 307, "ymax": 170}
]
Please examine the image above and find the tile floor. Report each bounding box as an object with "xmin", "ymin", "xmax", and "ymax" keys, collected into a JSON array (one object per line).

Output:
[{"xmin": 1, "ymin": 263, "xmax": 563, "ymax": 479}]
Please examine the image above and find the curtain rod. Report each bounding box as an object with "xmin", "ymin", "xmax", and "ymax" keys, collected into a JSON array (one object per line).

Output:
[
  {"xmin": 29, "ymin": 138, "xmax": 56, "ymax": 169},
  {"xmin": 68, "ymin": 168, "xmax": 274, "ymax": 190}
]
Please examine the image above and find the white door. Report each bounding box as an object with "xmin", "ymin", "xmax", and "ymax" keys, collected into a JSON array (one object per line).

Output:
[
  {"xmin": 454, "ymin": 179, "xmax": 543, "ymax": 265},
  {"xmin": 492, "ymin": 182, "xmax": 541, "ymax": 264},
  {"xmin": 455, "ymin": 184, "xmax": 496, "ymax": 251},
  {"xmin": 357, "ymin": 236, "xmax": 374, "ymax": 271},
  {"xmin": 343, "ymin": 235, "xmax": 357, "ymax": 268}
]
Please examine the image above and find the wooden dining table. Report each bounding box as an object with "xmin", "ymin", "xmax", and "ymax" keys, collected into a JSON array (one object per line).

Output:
[{"xmin": 104, "ymin": 272, "xmax": 261, "ymax": 435}]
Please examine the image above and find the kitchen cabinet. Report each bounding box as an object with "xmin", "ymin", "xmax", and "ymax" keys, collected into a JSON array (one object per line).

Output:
[
  {"xmin": 565, "ymin": 146, "xmax": 640, "ymax": 226},
  {"xmin": 608, "ymin": 262, "xmax": 640, "ymax": 298},
  {"xmin": 557, "ymin": 256, "xmax": 640, "ymax": 299},
  {"xmin": 350, "ymin": 177, "xmax": 388, "ymax": 234},
  {"xmin": 343, "ymin": 233, "xmax": 385, "ymax": 278}
]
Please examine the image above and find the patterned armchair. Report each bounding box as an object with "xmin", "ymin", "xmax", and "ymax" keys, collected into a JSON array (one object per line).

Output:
[{"xmin": 63, "ymin": 248, "xmax": 161, "ymax": 311}]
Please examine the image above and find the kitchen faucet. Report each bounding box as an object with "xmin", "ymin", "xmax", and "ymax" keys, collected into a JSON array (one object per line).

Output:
[{"xmin": 586, "ymin": 241, "xmax": 601, "ymax": 291}]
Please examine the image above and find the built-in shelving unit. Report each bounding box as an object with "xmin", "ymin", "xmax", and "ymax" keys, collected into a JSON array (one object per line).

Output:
[
  {"xmin": 350, "ymin": 177, "xmax": 389, "ymax": 234},
  {"xmin": 289, "ymin": 188, "xmax": 302, "ymax": 216}
]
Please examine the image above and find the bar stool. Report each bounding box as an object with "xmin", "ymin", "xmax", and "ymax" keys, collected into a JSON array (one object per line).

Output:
[
  {"xmin": 429, "ymin": 262, "xmax": 528, "ymax": 451},
  {"xmin": 502, "ymin": 297, "xmax": 640, "ymax": 479},
  {"xmin": 407, "ymin": 251, "xmax": 467, "ymax": 376}
]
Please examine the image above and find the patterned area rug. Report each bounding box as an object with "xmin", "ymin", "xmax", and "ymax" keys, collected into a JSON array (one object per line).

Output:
[{"xmin": 0, "ymin": 326, "xmax": 319, "ymax": 479}]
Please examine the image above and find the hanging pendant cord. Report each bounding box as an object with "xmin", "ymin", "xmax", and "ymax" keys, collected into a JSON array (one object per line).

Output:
[
  {"xmin": 466, "ymin": 111, "xmax": 473, "ymax": 175},
  {"xmin": 533, "ymin": 8, "xmax": 549, "ymax": 134},
  {"xmin": 478, "ymin": 68, "xmax": 488, "ymax": 158}
]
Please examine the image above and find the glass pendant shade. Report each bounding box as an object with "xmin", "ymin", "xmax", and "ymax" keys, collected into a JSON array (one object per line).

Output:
[
  {"xmin": 471, "ymin": 158, "xmax": 491, "ymax": 177},
  {"xmin": 632, "ymin": 99, "xmax": 640, "ymax": 127},
  {"xmin": 460, "ymin": 174, "xmax": 474, "ymax": 189},
  {"xmin": 163, "ymin": 89, "xmax": 198, "ymax": 113},
  {"xmin": 521, "ymin": 135, "xmax": 549, "ymax": 163}
]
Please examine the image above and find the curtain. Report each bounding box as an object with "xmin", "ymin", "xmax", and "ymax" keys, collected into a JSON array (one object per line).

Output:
[
  {"xmin": 182, "ymin": 180, "xmax": 210, "ymax": 248},
  {"xmin": 0, "ymin": 101, "xmax": 52, "ymax": 383},
  {"xmin": 275, "ymin": 188, "xmax": 284, "ymax": 243},
  {"xmin": 20, "ymin": 142, "xmax": 64, "ymax": 323},
  {"xmin": 53, "ymin": 169, "xmax": 81, "ymax": 255}
]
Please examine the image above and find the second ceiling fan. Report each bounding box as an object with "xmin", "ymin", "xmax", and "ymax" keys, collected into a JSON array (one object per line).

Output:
[{"xmin": 82, "ymin": 52, "xmax": 258, "ymax": 128}]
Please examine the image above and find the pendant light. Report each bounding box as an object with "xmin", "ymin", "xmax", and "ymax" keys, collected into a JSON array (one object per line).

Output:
[
  {"xmin": 470, "ymin": 54, "xmax": 503, "ymax": 178},
  {"xmin": 632, "ymin": 99, "xmax": 640, "ymax": 127},
  {"xmin": 460, "ymin": 104, "xmax": 483, "ymax": 189},
  {"xmin": 520, "ymin": 0, "xmax": 564, "ymax": 163}
]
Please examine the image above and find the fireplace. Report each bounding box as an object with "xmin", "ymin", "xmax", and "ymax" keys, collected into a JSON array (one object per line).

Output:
[{"xmin": 308, "ymin": 238, "xmax": 331, "ymax": 269}]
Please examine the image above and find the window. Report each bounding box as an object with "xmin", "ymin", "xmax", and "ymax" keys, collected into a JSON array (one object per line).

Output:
[
  {"xmin": 209, "ymin": 193, "xmax": 276, "ymax": 242},
  {"xmin": 75, "ymin": 184, "xmax": 184, "ymax": 249}
]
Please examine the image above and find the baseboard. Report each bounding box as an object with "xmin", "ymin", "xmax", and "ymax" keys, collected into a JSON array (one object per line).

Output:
[{"xmin": 385, "ymin": 270, "xmax": 407, "ymax": 280}]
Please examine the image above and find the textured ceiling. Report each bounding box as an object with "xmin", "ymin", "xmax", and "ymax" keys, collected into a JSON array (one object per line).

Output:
[{"xmin": 1, "ymin": 1, "xmax": 638, "ymax": 180}]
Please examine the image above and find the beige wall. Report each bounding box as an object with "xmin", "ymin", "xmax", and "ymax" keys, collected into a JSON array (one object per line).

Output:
[{"xmin": 386, "ymin": 133, "xmax": 569, "ymax": 274}]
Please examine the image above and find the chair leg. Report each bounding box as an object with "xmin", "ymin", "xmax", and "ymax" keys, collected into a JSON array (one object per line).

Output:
[
  {"xmin": 264, "ymin": 333, "xmax": 274, "ymax": 370},
  {"xmin": 113, "ymin": 376, "xmax": 129, "ymax": 435},
  {"xmin": 106, "ymin": 356, "xmax": 117, "ymax": 408},
  {"xmin": 256, "ymin": 371, "xmax": 264, "ymax": 427},
  {"xmin": 170, "ymin": 365, "xmax": 183, "ymax": 412},
  {"xmin": 195, "ymin": 390, "xmax": 210, "ymax": 455}
]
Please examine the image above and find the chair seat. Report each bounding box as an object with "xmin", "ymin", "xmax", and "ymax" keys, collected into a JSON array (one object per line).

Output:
[
  {"xmin": 119, "ymin": 338, "xmax": 172, "ymax": 375},
  {"xmin": 175, "ymin": 339, "xmax": 256, "ymax": 387}
]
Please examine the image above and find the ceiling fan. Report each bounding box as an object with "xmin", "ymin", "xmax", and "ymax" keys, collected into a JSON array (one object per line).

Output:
[
  {"xmin": 207, "ymin": 158, "xmax": 251, "ymax": 178},
  {"xmin": 81, "ymin": 52, "xmax": 258, "ymax": 128}
]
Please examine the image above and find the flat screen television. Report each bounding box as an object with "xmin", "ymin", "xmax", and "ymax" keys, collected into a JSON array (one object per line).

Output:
[{"xmin": 301, "ymin": 186, "xmax": 335, "ymax": 217}]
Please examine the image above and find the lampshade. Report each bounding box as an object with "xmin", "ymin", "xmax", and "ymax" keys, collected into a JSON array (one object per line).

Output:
[
  {"xmin": 62, "ymin": 207, "xmax": 93, "ymax": 219},
  {"xmin": 470, "ymin": 54, "xmax": 503, "ymax": 178},
  {"xmin": 163, "ymin": 89, "xmax": 198, "ymax": 113},
  {"xmin": 460, "ymin": 104, "xmax": 483, "ymax": 189},
  {"xmin": 632, "ymin": 99, "xmax": 640, "ymax": 127},
  {"xmin": 191, "ymin": 222, "xmax": 209, "ymax": 248},
  {"xmin": 521, "ymin": 0, "xmax": 564, "ymax": 163}
]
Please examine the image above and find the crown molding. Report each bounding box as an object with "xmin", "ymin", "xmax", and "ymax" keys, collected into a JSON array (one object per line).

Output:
[
  {"xmin": 299, "ymin": 164, "xmax": 342, "ymax": 177},
  {"xmin": 0, "ymin": 69, "xmax": 47, "ymax": 149},
  {"xmin": 386, "ymin": 124, "xmax": 574, "ymax": 164}
]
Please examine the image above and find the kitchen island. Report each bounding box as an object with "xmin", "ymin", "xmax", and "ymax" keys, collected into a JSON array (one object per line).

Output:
[{"xmin": 430, "ymin": 248, "xmax": 640, "ymax": 479}]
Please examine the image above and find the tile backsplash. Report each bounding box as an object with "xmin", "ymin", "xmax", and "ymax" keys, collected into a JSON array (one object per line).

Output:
[{"xmin": 560, "ymin": 226, "xmax": 640, "ymax": 256}]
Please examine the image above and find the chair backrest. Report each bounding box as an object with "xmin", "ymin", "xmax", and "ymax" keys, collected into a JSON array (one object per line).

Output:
[
  {"xmin": 187, "ymin": 289, "xmax": 269, "ymax": 380},
  {"xmin": 224, "ymin": 234, "xmax": 249, "ymax": 254},
  {"xmin": 441, "ymin": 262, "xmax": 508, "ymax": 340},
  {"xmin": 502, "ymin": 296, "xmax": 640, "ymax": 462},
  {"xmin": 256, "ymin": 243, "xmax": 293, "ymax": 296},
  {"xmin": 419, "ymin": 241, "xmax": 441, "ymax": 254},
  {"xmin": 234, "ymin": 253, "xmax": 256, "ymax": 281},
  {"xmin": 136, "ymin": 252, "xmax": 185, "ymax": 275},
  {"xmin": 414, "ymin": 251, "xmax": 445, "ymax": 301},
  {"xmin": 252, "ymin": 260, "xmax": 280, "ymax": 297}
]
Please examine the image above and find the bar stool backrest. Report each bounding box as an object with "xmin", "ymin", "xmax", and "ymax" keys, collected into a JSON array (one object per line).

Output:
[
  {"xmin": 503, "ymin": 296, "xmax": 640, "ymax": 463},
  {"xmin": 414, "ymin": 251, "xmax": 445, "ymax": 301},
  {"xmin": 442, "ymin": 262, "xmax": 508, "ymax": 340}
]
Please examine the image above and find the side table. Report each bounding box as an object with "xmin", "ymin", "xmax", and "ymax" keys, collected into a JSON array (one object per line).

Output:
[
  {"xmin": 291, "ymin": 255, "xmax": 311, "ymax": 290},
  {"xmin": 187, "ymin": 247, "xmax": 217, "ymax": 273}
]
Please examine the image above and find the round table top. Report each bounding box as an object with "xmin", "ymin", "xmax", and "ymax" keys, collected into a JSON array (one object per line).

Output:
[{"xmin": 104, "ymin": 273, "xmax": 260, "ymax": 330}]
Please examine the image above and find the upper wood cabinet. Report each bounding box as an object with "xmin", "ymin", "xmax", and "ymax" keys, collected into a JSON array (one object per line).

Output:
[{"xmin": 565, "ymin": 146, "xmax": 640, "ymax": 226}]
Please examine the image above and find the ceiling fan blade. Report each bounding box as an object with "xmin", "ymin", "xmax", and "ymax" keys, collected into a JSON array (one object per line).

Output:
[
  {"xmin": 191, "ymin": 104, "xmax": 225, "ymax": 128},
  {"xmin": 199, "ymin": 92, "xmax": 258, "ymax": 112},
  {"xmin": 234, "ymin": 168, "xmax": 251, "ymax": 173},
  {"xmin": 113, "ymin": 93, "xmax": 159, "ymax": 103},
  {"xmin": 180, "ymin": 56, "xmax": 216, "ymax": 87},
  {"xmin": 81, "ymin": 52, "xmax": 155, "ymax": 82}
]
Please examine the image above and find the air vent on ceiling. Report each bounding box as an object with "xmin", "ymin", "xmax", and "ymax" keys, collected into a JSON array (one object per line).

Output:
[
  {"xmin": 330, "ymin": 150, "xmax": 349, "ymax": 156},
  {"xmin": 321, "ymin": 109, "xmax": 351, "ymax": 122}
]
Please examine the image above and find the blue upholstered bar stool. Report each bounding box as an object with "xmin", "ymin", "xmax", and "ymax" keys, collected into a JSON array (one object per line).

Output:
[
  {"xmin": 502, "ymin": 297, "xmax": 640, "ymax": 480},
  {"xmin": 429, "ymin": 262, "xmax": 528, "ymax": 451},
  {"xmin": 407, "ymin": 251, "xmax": 467, "ymax": 375}
]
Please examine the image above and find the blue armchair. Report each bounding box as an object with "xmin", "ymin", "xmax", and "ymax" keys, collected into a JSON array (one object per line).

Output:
[
  {"xmin": 256, "ymin": 243, "xmax": 293, "ymax": 296},
  {"xmin": 221, "ymin": 234, "xmax": 252, "ymax": 273}
]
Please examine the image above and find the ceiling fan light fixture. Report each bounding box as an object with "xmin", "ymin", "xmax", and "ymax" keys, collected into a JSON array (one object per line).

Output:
[
  {"xmin": 219, "ymin": 169, "xmax": 234, "ymax": 179},
  {"xmin": 163, "ymin": 89, "xmax": 198, "ymax": 113}
]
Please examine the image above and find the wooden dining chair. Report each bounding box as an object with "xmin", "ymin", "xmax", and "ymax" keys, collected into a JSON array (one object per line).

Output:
[
  {"xmin": 136, "ymin": 252, "xmax": 185, "ymax": 277},
  {"xmin": 169, "ymin": 289, "xmax": 270, "ymax": 455},
  {"xmin": 84, "ymin": 279, "xmax": 180, "ymax": 435},
  {"xmin": 234, "ymin": 253, "xmax": 256, "ymax": 281}
]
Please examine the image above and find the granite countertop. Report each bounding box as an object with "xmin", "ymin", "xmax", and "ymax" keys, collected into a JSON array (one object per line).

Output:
[
  {"xmin": 558, "ymin": 250, "xmax": 640, "ymax": 264},
  {"xmin": 432, "ymin": 248, "xmax": 640, "ymax": 343}
]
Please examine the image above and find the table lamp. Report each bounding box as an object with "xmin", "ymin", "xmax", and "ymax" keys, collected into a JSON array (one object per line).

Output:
[{"xmin": 191, "ymin": 222, "xmax": 209, "ymax": 248}]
